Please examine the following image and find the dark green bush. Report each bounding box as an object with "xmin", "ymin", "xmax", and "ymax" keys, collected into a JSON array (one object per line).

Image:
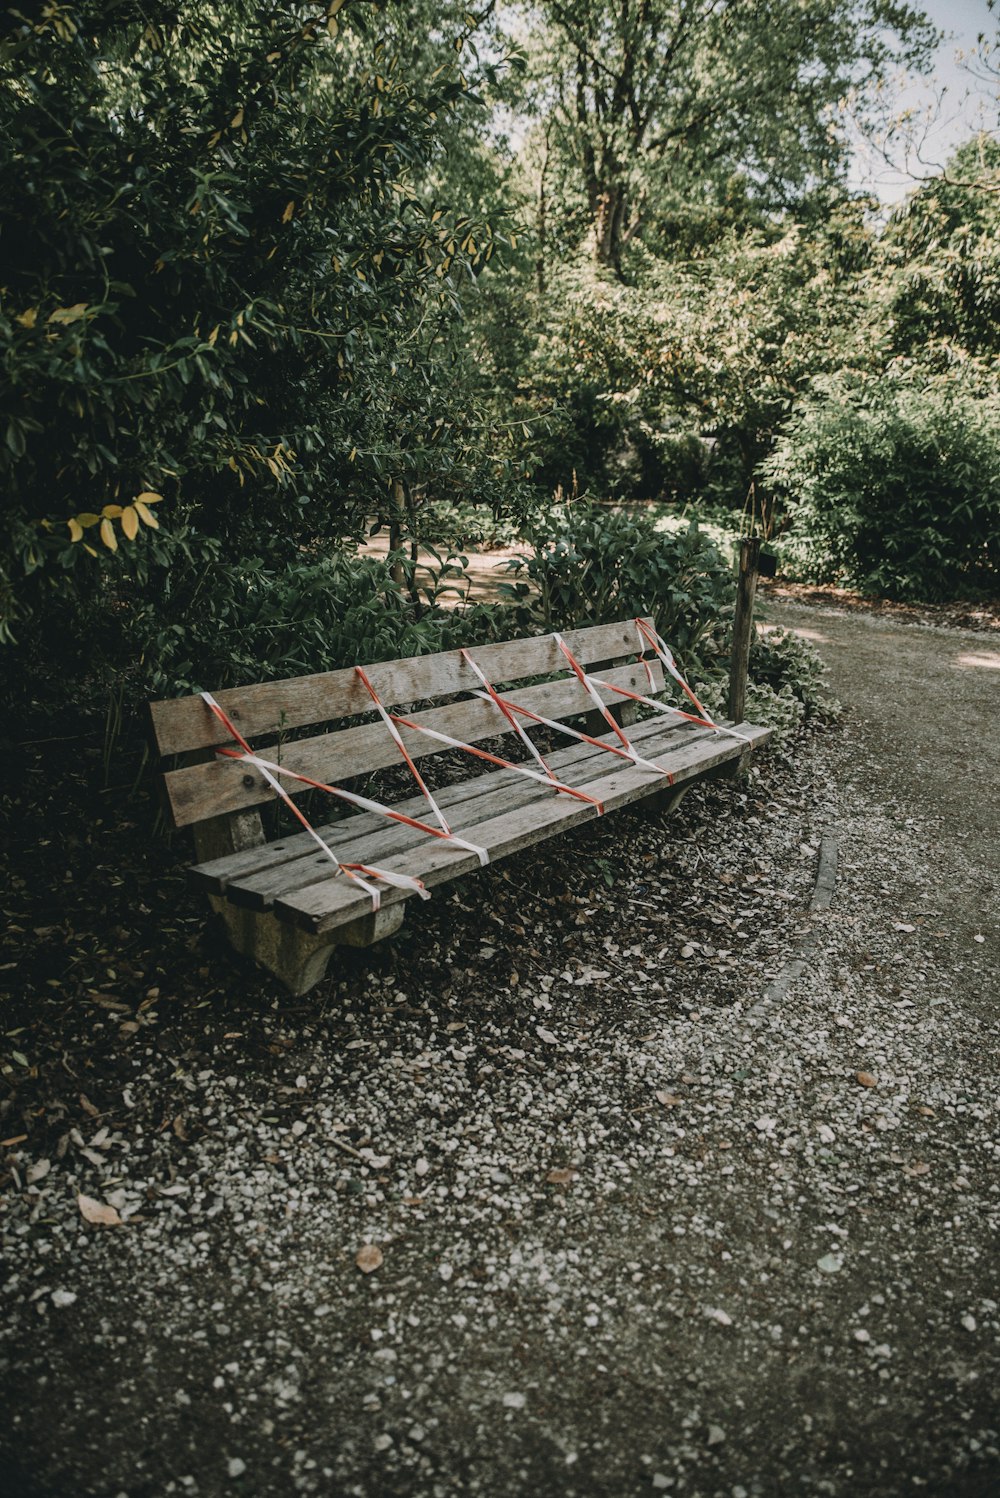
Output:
[
  {"xmin": 765, "ymin": 381, "xmax": 1000, "ymax": 600},
  {"xmin": 138, "ymin": 550, "xmax": 511, "ymax": 698},
  {"xmin": 501, "ymin": 501, "xmax": 732, "ymax": 674},
  {"xmin": 416, "ymin": 499, "xmax": 528, "ymax": 551}
]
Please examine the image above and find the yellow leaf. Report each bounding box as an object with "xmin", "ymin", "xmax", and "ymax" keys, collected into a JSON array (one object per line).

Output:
[
  {"xmin": 207, "ymin": 324, "xmax": 220, "ymax": 346},
  {"xmin": 68, "ymin": 518, "xmax": 83, "ymax": 542},
  {"xmin": 16, "ymin": 308, "xmax": 38, "ymax": 329},
  {"xmin": 47, "ymin": 303, "xmax": 88, "ymax": 326},
  {"xmin": 121, "ymin": 505, "xmax": 139, "ymax": 541},
  {"xmin": 76, "ymin": 512, "xmax": 101, "ymax": 529},
  {"xmin": 207, "ymin": 130, "xmax": 222, "ymax": 149},
  {"xmin": 230, "ymin": 106, "xmax": 244, "ymax": 129},
  {"xmin": 101, "ymin": 503, "xmax": 123, "ymax": 519},
  {"xmin": 348, "ymin": 447, "xmax": 357, "ymax": 462},
  {"xmin": 99, "ymin": 518, "xmax": 118, "ymax": 553},
  {"xmin": 282, "ymin": 200, "xmax": 295, "ymax": 223},
  {"xmin": 327, "ymin": 16, "xmax": 338, "ymax": 37},
  {"xmin": 134, "ymin": 501, "xmax": 160, "ymax": 530},
  {"xmin": 136, "ymin": 491, "xmax": 163, "ymax": 504}
]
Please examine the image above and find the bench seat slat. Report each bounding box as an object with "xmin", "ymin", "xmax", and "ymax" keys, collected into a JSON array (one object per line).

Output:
[
  {"xmin": 221, "ymin": 719, "xmax": 716, "ymax": 911},
  {"xmin": 150, "ymin": 617, "xmax": 657, "ymax": 757},
  {"xmin": 188, "ymin": 702, "xmax": 693, "ymax": 896},
  {"xmin": 163, "ymin": 660, "xmax": 663, "ymax": 830},
  {"xmin": 274, "ymin": 719, "xmax": 771, "ymax": 935}
]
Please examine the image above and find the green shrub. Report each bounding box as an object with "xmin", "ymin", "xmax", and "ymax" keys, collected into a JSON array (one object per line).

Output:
[
  {"xmin": 501, "ymin": 501, "xmax": 732, "ymax": 674},
  {"xmin": 132, "ymin": 550, "xmax": 510, "ymax": 699},
  {"xmin": 417, "ymin": 499, "xmax": 528, "ymax": 551},
  {"xmin": 764, "ymin": 380, "xmax": 1000, "ymax": 600},
  {"xmin": 748, "ymin": 626, "xmax": 832, "ymax": 720}
]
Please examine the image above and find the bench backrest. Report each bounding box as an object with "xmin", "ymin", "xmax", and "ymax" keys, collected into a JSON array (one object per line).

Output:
[{"xmin": 150, "ymin": 617, "xmax": 665, "ymax": 831}]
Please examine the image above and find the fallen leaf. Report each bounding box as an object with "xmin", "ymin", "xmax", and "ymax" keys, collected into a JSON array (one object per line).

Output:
[
  {"xmin": 892, "ymin": 922, "xmax": 915, "ymax": 933},
  {"xmin": 535, "ymin": 1026, "xmax": 558, "ymax": 1045},
  {"xmin": 78, "ymin": 1094, "xmax": 100, "ymax": 1118},
  {"xmin": 545, "ymin": 1167, "xmax": 576, "ymax": 1185},
  {"xmin": 680, "ymin": 1073, "xmax": 698, "ymax": 1085},
  {"xmin": 856, "ymin": 1072, "xmax": 878, "ymax": 1088},
  {"xmin": 26, "ymin": 1159, "xmax": 51, "ymax": 1184},
  {"xmin": 655, "ymin": 1091, "xmax": 683, "ymax": 1107},
  {"xmin": 356, "ymin": 1243, "xmax": 383, "ymax": 1274},
  {"xmin": 0, "ymin": 1134, "xmax": 27, "ymax": 1148},
  {"xmin": 904, "ymin": 1161, "xmax": 931, "ymax": 1177},
  {"xmin": 77, "ymin": 1193, "xmax": 121, "ymax": 1226}
]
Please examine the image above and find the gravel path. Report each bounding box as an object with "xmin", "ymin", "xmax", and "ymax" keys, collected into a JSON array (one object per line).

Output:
[{"xmin": 2, "ymin": 606, "xmax": 998, "ymax": 1498}]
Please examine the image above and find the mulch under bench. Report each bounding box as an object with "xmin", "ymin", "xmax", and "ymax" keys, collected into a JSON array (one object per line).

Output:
[{"xmin": 150, "ymin": 618, "xmax": 772, "ymax": 993}]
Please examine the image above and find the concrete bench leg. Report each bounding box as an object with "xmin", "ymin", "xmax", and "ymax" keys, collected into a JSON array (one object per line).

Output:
[
  {"xmin": 193, "ymin": 808, "xmax": 404, "ymax": 993},
  {"xmin": 208, "ymin": 896, "xmax": 405, "ymax": 996}
]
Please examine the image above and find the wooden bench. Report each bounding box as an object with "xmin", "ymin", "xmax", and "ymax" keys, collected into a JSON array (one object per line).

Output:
[{"xmin": 149, "ymin": 617, "xmax": 771, "ymax": 994}]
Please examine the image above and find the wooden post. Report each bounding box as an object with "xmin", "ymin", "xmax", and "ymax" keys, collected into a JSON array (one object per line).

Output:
[
  {"xmin": 388, "ymin": 478, "xmax": 405, "ymax": 590},
  {"xmin": 728, "ymin": 536, "xmax": 761, "ymax": 724}
]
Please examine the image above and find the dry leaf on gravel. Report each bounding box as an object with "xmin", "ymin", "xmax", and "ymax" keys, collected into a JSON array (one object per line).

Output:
[
  {"xmin": 355, "ymin": 1244, "xmax": 383, "ymax": 1275},
  {"xmin": 856, "ymin": 1071, "xmax": 878, "ymax": 1088},
  {"xmin": 545, "ymin": 1168, "xmax": 576, "ymax": 1185},
  {"xmin": 77, "ymin": 1193, "xmax": 121, "ymax": 1226},
  {"xmin": 655, "ymin": 1092, "xmax": 683, "ymax": 1107}
]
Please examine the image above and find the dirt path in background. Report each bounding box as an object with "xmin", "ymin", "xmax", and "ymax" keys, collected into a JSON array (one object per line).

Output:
[
  {"xmin": 360, "ymin": 535, "xmax": 532, "ymax": 605},
  {"xmin": 1, "ymin": 602, "xmax": 998, "ymax": 1498}
]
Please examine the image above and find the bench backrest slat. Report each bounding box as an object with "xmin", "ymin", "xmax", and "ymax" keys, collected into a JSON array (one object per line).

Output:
[
  {"xmin": 162, "ymin": 658, "xmax": 663, "ymax": 829},
  {"xmin": 149, "ymin": 618, "xmax": 654, "ymax": 757}
]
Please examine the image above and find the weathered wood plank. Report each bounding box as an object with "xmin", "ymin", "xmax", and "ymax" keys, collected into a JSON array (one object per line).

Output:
[
  {"xmin": 222, "ymin": 720, "xmax": 715, "ymax": 911},
  {"xmin": 188, "ymin": 707, "xmax": 710, "ymax": 896},
  {"xmin": 276, "ymin": 721, "xmax": 772, "ymax": 934},
  {"xmin": 162, "ymin": 660, "xmax": 663, "ymax": 830},
  {"xmin": 150, "ymin": 617, "xmax": 657, "ymax": 756}
]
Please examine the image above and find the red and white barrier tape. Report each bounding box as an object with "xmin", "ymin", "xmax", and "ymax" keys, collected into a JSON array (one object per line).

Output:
[
  {"xmin": 632, "ymin": 618, "xmax": 754, "ymax": 744},
  {"xmin": 201, "ymin": 691, "xmax": 430, "ymax": 911}
]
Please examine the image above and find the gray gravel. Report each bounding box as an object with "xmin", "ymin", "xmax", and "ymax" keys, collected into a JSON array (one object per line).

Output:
[{"xmin": 1, "ymin": 608, "xmax": 998, "ymax": 1498}]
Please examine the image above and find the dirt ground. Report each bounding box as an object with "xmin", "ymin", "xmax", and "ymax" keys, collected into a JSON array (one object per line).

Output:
[{"xmin": 1, "ymin": 601, "xmax": 998, "ymax": 1498}]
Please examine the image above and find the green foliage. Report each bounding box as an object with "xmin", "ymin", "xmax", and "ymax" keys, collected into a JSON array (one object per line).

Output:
[
  {"xmin": 748, "ymin": 626, "xmax": 834, "ymax": 722},
  {"xmin": 0, "ymin": 0, "xmax": 522, "ymax": 645},
  {"xmin": 764, "ymin": 378, "xmax": 1000, "ymax": 600},
  {"xmin": 502, "ymin": 502, "xmax": 732, "ymax": 673},
  {"xmin": 876, "ymin": 138, "xmax": 1000, "ymax": 377},
  {"xmin": 517, "ymin": 0, "xmax": 936, "ymax": 271},
  {"xmin": 416, "ymin": 498, "xmax": 530, "ymax": 550},
  {"xmin": 137, "ymin": 549, "xmax": 510, "ymax": 699},
  {"xmin": 517, "ymin": 212, "xmax": 873, "ymax": 505}
]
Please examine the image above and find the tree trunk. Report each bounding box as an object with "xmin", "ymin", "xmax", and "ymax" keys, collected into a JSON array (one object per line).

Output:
[{"xmin": 592, "ymin": 179, "xmax": 627, "ymax": 277}]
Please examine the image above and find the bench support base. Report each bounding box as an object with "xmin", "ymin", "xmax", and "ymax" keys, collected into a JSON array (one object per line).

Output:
[
  {"xmin": 193, "ymin": 806, "xmax": 405, "ymax": 993},
  {"xmin": 208, "ymin": 897, "xmax": 406, "ymax": 995}
]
